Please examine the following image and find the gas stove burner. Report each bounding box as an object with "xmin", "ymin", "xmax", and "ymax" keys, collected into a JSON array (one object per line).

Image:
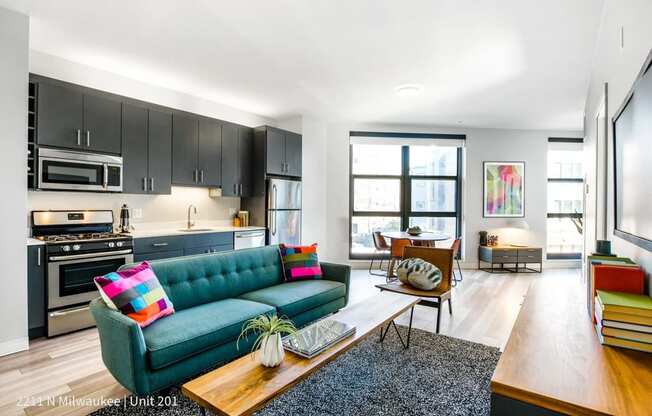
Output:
[{"xmin": 37, "ymin": 232, "xmax": 131, "ymax": 243}]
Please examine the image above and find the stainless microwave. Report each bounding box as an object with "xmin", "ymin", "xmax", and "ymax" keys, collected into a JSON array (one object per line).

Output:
[{"xmin": 38, "ymin": 148, "xmax": 123, "ymax": 192}]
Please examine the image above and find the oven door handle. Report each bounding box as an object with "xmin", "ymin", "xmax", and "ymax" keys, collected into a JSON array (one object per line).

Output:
[
  {"xmin": 49, "ymin": 249, "xmax": 133, "ymax": 262},
  {"xmin": 49, "ymin": 305, "xmax": 90, "ymax": 317}
]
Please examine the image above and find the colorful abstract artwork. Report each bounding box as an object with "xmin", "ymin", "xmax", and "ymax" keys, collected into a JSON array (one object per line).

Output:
[{"xmin": 483, "ymin": 162, "xmax": 525, "ymax": 217}]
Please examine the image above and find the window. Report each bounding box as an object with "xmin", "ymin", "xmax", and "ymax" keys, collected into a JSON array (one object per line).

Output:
[
  {"xmin": 547, "ymin": 138, "xmax": 583, "ymax": 259},
  {"xmin": 349, "ymin": 133, "xmax": 464, "ymax": 259}
]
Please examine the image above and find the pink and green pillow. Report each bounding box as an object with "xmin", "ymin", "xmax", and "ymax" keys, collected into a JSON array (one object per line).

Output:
[
  {"xmin": 94, "ymin": 261, "xmax": 174, "ymax": 327},
  {"xmin": 279, "ymin": 243, "xmax": 322, "ymax": 282}
]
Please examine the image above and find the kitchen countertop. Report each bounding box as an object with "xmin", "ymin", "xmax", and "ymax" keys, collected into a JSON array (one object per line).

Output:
[
  {"xmin": 27, "ymin": 238, "xmax": 45, "ymax": 246},
  {"xmin": 126, "ymin": 226, "xmax": 266, "ymax": 239}
]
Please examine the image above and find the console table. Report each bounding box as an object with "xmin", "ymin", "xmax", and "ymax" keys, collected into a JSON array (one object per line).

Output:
[{"xmin": 478, "ymin": 245, "xmax": 542, "ymax": 273}]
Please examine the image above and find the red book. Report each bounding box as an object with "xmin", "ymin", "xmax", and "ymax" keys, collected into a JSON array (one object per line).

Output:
[{"xmin": 591, "ymin": 265, "xmax": 645, "ymax": 323}]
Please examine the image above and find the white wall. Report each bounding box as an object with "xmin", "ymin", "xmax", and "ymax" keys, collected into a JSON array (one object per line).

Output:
[
  {"xmin": 324, "ymin": 122, "xmax": 580, "ymax": 265},
  {"xmin": 584, "ymin": 0, "xmax": 652, "ymax": 291},
  {"xmin": 0, "ymin": 7, "xmax": 29, "ymax": 356}
]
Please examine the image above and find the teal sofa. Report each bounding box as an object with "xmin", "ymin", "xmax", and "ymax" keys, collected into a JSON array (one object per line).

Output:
[{"xmin": 90, "ymin": 245, "xmax": 350, "ymax": 395}]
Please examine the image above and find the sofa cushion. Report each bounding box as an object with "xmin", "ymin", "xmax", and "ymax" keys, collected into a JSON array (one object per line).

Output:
[
  {"xmin": 142, "ymin": 298, "xmax": 275, "ymax": 370},
  {"xmin": 238, "ymin": 280, "xmax": 346, "ymax": 318}
]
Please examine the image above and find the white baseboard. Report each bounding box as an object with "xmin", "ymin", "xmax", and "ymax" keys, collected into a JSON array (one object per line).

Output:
[{"xmin": 0, "ymin": 336, "xmax": 29, "ymax": 357}]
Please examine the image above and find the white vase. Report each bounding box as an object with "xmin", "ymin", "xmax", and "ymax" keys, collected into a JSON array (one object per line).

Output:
[{"xmin": 258, "ymin": 333, "xmax": 284, "ymax": 367}]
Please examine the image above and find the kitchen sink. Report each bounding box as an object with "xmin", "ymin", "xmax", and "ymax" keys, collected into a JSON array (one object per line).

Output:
[{"xmin": 178, "ymin": 228, "xmax": 214, "ymax": 232}]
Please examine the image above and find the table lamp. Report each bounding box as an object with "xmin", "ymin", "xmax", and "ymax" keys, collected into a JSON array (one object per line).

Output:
[{"xmin": 506, "ymin": 219, "xmax": 529, "ymax": 247}]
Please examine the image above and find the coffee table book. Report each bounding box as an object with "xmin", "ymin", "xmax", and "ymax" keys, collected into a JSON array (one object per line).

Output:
[{"xmin": 283, "ymin": 319, "xmax": 356, "ymax": 359}]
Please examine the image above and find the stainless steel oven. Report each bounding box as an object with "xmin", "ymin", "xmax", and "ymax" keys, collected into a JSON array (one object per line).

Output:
[
  {"xmin": 38, "ymin": 147, "xmax": 123, "ymax": 192},
  {"xmin": 47, "ymin": 249, "xmax": 133, "ymax": 336}
]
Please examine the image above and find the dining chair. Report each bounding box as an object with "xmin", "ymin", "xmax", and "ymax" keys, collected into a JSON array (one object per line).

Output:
[
  {"xmin": 450, "ymin": 238, "xmax": 463, "ymax": 285},
  {"xmin": 376, "ymin": 245, "xmax": 454, "ymax": 333},
  {"xmin": 369, "ymin": 231, "xmax": 390, "ymax": 276},
  {"xmin": 387, "ymin": 238, "xmax": 411, "ymax": 282}
]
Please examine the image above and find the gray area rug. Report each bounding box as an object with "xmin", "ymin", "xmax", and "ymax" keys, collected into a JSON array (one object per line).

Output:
[{"xmin": 91, "ymin": 327, "xmax": 500, "ymax": 416}]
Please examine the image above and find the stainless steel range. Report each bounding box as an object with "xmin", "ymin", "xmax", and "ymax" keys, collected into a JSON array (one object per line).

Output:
[{"xmin": 31, "ymin": 210, "xmax": 134, "ymax": 337}]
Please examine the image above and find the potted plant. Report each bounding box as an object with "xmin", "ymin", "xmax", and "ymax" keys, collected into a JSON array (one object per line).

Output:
[{"xmin": 238, "ymin": 314, "xmax": 297, "ymax": 367}]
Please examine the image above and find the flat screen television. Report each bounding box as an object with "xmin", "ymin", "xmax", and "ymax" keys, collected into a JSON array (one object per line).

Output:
[{"xmin": 613, "ymin": 49, "xmax": 652, "ymax": 252}]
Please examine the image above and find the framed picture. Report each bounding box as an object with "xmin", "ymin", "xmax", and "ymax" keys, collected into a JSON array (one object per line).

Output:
[{"xmin": 483, "ymin": 161, "xmax": 525, "ymax": 217}]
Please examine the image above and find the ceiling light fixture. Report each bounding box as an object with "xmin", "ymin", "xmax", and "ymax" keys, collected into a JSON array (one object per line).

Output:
[{"xmin": 394, "ymin": 84, "xmax": 423, "ymax": 97}]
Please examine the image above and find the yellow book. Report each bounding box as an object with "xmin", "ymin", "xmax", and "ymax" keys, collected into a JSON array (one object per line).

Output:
[
  {"xmin": 596, "ymin": 327, "xmax": 652, "ymax": 353},
  {"xmin": 599, "ymin": 310, "xmax": 652, "ymax": 326}
]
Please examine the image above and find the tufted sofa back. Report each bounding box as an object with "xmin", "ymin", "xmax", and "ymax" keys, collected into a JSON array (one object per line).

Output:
[{"xmin": 125, "ymin": 245, "xmax": 284, "ymax": 311}]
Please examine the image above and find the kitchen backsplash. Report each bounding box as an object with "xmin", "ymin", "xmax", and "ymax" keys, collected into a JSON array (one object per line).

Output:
[{"xmin": 28, "ymin": 186, "xmax": 240, "ymax": 230}]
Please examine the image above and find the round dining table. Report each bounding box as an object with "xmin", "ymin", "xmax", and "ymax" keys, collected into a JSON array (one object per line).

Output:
[{"xmin": 381, "ymin": 231, "xmax": 450, "ymax": 244}]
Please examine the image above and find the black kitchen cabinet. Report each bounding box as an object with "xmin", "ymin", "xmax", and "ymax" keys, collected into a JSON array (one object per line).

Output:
[
  {"xmin": 123, "ymin": 104, "xmax": 172, "ymax": 194},
  {"xmin": 147, "ymin": 109, "xmax": 173, "ymax": 194},
  {"xmin": 27, "ymin": 245, "xmax": 45, "ymax": 339},
  {"xmin": 221, "ymin": 124, "xmax": 253, "ymax": 197},
  {"xmin": 172, "ymin": 114, "xmax": 199, "ymax": 186},
  {"xmin": 134, "ymin": 232, "xmax": 234, "ymax": 261},
  {"xmin": 36, "ymin": 82, "xmax": 84, "ymax": 150},
  {"xmin": 265, "ymin": 128, "xmax": 286, "ymax": 176},
  {"xmin": 285, "ymin": 132, "xmax": 302, "ymax": 177},
  {"xmin": 35, "ymin": 79, "xmax": 121, "ymax": 154},
  {"xmin": 257, "ymin": 126, "xmax": 303, "ymax": 177},
  {"xmin": 198, "ymin": 118, "xmax": 222, "ymax": 187},
  {"xmin": 83, "ymin": 94, "xmax": 122, "ymax": 154}
]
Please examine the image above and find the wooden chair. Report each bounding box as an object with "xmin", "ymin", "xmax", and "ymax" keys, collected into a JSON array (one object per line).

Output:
[
  {"xmin": 450, "ymin": 238, "xmax": 463, "ymax": 286},
  {"xmin": 376, "ymin": 245, "xmax": 454, "ymax": 334},
  {"xmin": 387, "ymin": 238, "xmax": 412, "ymax": 282},
  {"xmin": 369, "ymin": 231, "xmax": 390, "ymax": 276}
]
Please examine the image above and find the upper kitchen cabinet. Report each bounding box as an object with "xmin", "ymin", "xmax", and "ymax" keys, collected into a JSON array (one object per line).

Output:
[
  {"xmin": 256, "ymin": 126, "xmax": 303, "ymax": 177},
  {"xmin": 221, "ymin": 124, "xmax": 253, "ymax": 197},
  {"xmin": 172, "ymin": 113, "xmax": 199, "ymax": 186},
  {"xmin": 172, "ymin": 114, "xmax": 222, "ymax": 187},
  {"xmin": 198, "ymin": 118, "xmax": 222, "ymax": 187},
  {"xmin": 122, "ymin": 104, "xmax": 172, "ymax": 194},
  {"xmin": 35, "ymin": 78, "xmax": 121, "ymax": 154}
]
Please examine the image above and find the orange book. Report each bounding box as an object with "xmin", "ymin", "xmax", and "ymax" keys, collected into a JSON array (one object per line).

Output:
[{"xmin": 590, "ymin": 265, "xmax": 644, "ymax": 322}]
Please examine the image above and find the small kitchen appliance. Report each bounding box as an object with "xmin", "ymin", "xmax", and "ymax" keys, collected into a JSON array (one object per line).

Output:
[{"xmin": 119, "ymin": 204, "xmax": 131, "ymax": 233}]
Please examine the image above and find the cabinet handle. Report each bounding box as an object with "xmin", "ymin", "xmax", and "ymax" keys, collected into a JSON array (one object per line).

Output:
[
  {"xmin": 238, "ymin": 183, "xmax": 242, "ymax": 196},
  {"xmin": 142, "ymin": 177, "xmax": 147, "ymax": 191},
  {"xmin": 193, "ymin": 170, "xmax": 197, "ymax": 183},
  {"xmin": 200, "ymin": 170, "xmax": 204, "ymax": 183},
  {"xmin": 86, "ymin": 130, "xmax": 91, "ymax": 147},
  {"xmin": 233, "ymin": 183, "xmax": 237, "ymax": 194},
  {"xmin": 37, "ymin": 247, "xmax": 41, "ymax": 266},
  {"xmin": 76, "ymin": 129, "xmax": 81, "ymax": 146},
  {"xmin": 149, "ymin": 177, "xmax": 154, "ymax": 192},
  {"xmin": 152, "ymin": 242, "xmax": 169, "ymax": 247}
]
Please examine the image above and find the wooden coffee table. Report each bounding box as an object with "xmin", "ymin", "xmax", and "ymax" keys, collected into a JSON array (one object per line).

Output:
[{"xmin": 182, "ymin": 292, "xmax": 419, "ymax": 416}]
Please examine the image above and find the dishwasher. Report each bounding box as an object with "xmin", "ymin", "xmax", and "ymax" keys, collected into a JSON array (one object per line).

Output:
[{"xmin": 234, "ymin": 230, "xmax": 266, "ymax": 250}]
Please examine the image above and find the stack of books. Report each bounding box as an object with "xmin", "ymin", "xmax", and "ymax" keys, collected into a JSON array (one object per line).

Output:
[{"xmin": 594, "ymin": 290, "xmax": 652, "ymax": 353}]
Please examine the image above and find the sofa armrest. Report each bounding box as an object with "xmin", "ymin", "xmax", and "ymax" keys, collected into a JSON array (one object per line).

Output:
[
  {"xmin": 320, "ymin": 262, "xmax": 351, "ymax": 306},
  {"xmin": 90, "ymin": 298, "xmax": 150, "ymax": 395}
]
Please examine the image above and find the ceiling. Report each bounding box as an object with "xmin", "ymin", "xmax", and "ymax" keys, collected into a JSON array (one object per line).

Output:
[{"xmin": 1, "ymin": 0, "xmax": 604, "ymax": 130}]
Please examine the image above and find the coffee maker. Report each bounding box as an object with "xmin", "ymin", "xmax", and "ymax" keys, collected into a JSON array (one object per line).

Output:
[{"xmin": 119, "ymin": 204, "xmax": 131, "ymax": 233}]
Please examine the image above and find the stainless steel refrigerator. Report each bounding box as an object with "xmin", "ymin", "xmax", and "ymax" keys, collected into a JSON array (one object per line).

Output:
[{"xmin": 267, "ymin": 178, "xmax": 302, "ymax": 245}]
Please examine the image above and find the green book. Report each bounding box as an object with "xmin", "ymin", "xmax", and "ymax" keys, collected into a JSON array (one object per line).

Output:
[{"xmin": 597, "ymin": 290, "xmax": 652, "ymax": 318}]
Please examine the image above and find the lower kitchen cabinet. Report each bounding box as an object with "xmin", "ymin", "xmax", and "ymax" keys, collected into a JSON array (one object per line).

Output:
[
  {"xmin": 133, "ymin": 232, "xmax": 234, "ymax": 262},
  {"xmin": 27, "ymin": 245, "xmax": 46, "ymax": 339}
]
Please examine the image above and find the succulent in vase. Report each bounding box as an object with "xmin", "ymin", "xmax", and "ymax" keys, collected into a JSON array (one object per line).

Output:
[
  {"xmin": 237, "ymin": 314, "xmax": 297, "ymax": 367},
  {"xmin": 406, "ymin": 226, "xmax": 423, "ymax": 236}
]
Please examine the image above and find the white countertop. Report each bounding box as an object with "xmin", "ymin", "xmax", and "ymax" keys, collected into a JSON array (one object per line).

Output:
[
  {"xmin": 126, "ymin": 225, "xmax": 266, "ymax": 239},
  {"xmin": 27, "ymin": 238, "xmax": 45, "ymax": 246}
]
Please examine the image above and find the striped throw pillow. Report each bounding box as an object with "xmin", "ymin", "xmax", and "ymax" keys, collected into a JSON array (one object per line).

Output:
[
  {"xmin": 94, "ymin": 261, "xmax": 174, "ymax": 327},
  {"xmin": 279, "ymin": 243, "xmax": 322, "ymax": 282}
]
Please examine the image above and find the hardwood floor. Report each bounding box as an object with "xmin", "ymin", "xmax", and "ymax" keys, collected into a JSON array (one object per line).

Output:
[{"xmin": 0, "ymin": 267, "xmax": 579, "ymax": 415}]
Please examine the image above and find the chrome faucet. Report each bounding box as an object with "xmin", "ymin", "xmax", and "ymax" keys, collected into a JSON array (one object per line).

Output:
[{"xmin": 187, "ymin": 204, "xmax": 198, "ymax": 229}]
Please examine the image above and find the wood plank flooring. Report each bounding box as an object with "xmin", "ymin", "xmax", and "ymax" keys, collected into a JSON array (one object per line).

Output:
[{"xmin": 0, "ymin": 267, "xmax": 579, "ymax": 415}]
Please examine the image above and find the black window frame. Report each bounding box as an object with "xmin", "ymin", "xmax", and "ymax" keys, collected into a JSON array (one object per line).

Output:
[
  {"xmin": 546, "ymin": 137, "xmax": 584, "ymax": 260},
  {"xmin": 348, "ymin": 132, "xmax": 464, "ymax": 260}
]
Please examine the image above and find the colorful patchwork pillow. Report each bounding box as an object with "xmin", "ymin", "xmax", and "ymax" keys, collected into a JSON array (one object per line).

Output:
[
  {"xmin": 279, "ymin": 243, "xmax": 322, "ymax": 282},
  {"xmin": 94, "ymin": 261, "xmax": 174, "ymax": 327}
]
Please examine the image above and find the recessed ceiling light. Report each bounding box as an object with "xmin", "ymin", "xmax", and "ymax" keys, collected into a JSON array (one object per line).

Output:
[{"xmin": 394, "ymin": 84, "xmax": 423, "ymax": 97}]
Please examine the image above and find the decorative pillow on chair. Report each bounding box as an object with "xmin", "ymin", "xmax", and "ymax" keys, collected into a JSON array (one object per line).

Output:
[
  {"xmin": 94, "ymin": 261, "xmax": 174, "ymax": 327},
  {"xmin": 279, "ymin": 243, "xmax": 322, "ymax": 282},
  {"xmin": 396, "ymin": 258, "xmax": 442, "ymax": 290}
]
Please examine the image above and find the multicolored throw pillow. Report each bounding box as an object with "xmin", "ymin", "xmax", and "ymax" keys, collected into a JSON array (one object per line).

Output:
[
  {"xmin": 94, "ymin": 261, "xmax": 174, "ymax": 327},
  {"xmin": 279, "ymin": 243, "xmax": 322, "ymax": 282}
]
